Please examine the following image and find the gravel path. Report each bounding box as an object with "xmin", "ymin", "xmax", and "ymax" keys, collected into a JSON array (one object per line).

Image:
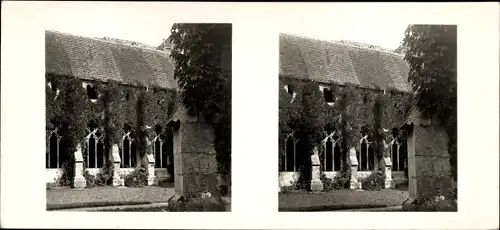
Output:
[
  {"xmin": 279, "ymin": 189, "xmax": 409, "ymax": 211},
  {"xmin": 47, "ymin": 186, "xmax": 175, "ymax": 210}
]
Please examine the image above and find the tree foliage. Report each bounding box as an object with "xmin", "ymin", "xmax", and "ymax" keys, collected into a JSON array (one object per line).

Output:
[
  {"xmin": 402, "ymin": 25, "xmax": 457, "ymax": 121},
  {"xmin": 168, "ymin": 23, "xmax": 232, "ymax": 194},
  {"xmin": 402, "ymin": 25, "xmax": 457, "ymax": 180}
]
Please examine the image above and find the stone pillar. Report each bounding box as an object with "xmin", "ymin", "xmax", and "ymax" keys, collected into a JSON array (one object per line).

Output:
[
  {"xmin": 147, "ymin": 153, "xmax": 158, "ymax": 186},
  {"xmin": 348, "ymin": 147, "xmax": 360, "ymax": 190},
  {"xmin": 73, "ymin": 144, "xmax": 86, "ymax": 189},
  {"xmin": 172, "ymin": 120, "xmax": 218, "ymax": 198},
  {"xmin": 407, "ymin": 123, "xmax": 453, "ymax": 200},
  {"xmin": 383, "ymin": 156, "xmax": 395, "ymax": 189},
  {"xmin": 310, "ymin": 147, "xmax": 323, "ymax": 192},
  {"xmin": 111, "ymin": 144, "xmax": 124, "ymax": 187}
]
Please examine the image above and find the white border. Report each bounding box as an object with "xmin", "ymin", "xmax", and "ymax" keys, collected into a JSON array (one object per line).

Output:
[{"xmin": 1, "ymin": 2, "xmax": 499, "ymax": 229}]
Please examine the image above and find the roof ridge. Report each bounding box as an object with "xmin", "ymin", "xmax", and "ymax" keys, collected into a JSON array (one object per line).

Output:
[
  {"xmin": 45, "ymin": 30, "xmax": 171, "ymax": 56},
  {"xmin": 280, "ymin": 33, "xmax": 404, "ymax": 57}
]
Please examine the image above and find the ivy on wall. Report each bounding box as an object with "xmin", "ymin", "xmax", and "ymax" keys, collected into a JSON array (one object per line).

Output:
[
  {"xmin": 278, "ymin": 77, "xmax": 413, "ymax": 187},
  {"xmin": 46, "ymin": 74, "xmax": 177, "ymax": 187}
]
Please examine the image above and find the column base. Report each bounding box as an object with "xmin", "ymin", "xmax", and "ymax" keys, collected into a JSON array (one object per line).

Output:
[
  {"xmin": 113, "ymin": 178, "xmax": 124, "ymax": 187},
  {"xmin": 148, "ymin": 176, "xmax": 158, "ymax": 186},
  {"xmin": 385, "ymin": 179, "xmax": 395, "ymax": 189},
  {"xmin": 310, "ymin": 179, "xmax": 324, "ymax": 192},
  {"xmin": 74, "ymin": 176, "xmax": 86, "ymax": 189},
  {"xmin": 350, "ymin": 180, "xmax": 360, "ymax": 190}
]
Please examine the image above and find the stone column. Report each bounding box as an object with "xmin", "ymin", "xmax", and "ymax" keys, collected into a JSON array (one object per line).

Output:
[
  {"xmin": 143, "ymin": 136, "xmax": 157, "ymax": 186},
  {"xmin": 111, "ymin": 144, "xmax": 124, "ymax": 187},
  {"xmin": 383, "ymin": 156, "xmax": 395, "ymax": 189},
  {"xmin": 172, "ymin": 120, "xmax": 218, "ymax": 198},
  {"xmin": 73, "ymin": 144, "xmax": 86, "ymax": 189},
  {"xmin": 310, "ymin": 147, "xmax": 323, "ymax": 192},
  {"xmin": 407, "ymin": 123, "xmax": 453, "ymax": 200},
  {"xmin": 348, "ymin": 147, "xmax": 360, "ymax": 190},
  {"xmin": 147, "ymin": 153, "xmax": 158, "ymax": 186}
]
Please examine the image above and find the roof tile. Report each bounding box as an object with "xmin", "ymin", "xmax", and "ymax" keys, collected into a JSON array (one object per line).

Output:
[
  {"xmin": 45, "ymin": 30, "xmax": 177, "ymax": 89},
  {"xmin": 279, "ymin": 34, "xmax": 412, "ymax": 93}
]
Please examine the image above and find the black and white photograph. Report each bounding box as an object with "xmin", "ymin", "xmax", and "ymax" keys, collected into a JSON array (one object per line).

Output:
[
  {"xmin": 44, "ymin": 22, "xmax": 232, "ymax": 212},
  {"xmin": 278, "ymin": 25, "xmax": 458, "ymax": 212},
  {"xmin": 1, "ymin": 1, "xmax": 499, "ymax": 229}
]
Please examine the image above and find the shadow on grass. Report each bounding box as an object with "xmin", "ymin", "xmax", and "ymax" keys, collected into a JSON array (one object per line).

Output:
[
  {"xmin": 46, "ymin": 201, "xmax": 155, "ymax": 211},
  {"xmin": 279, "ymin": 204, "xmax": 391, "ymax": 212}
]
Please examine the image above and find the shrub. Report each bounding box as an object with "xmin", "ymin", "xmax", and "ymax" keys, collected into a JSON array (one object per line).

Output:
[
  {"xmin": 83, "ymin": 170, "xmax": 109, "ymax": 188},
  {"xmin": 320, "ymin": 173, "xmax": 348, "ymax": 191},
  {"xmin": 280, "ymin": 185, "xmax": 294, "ymax": 194},
  {"xmin": 402, "ymin": 195, "xmax": 457, "ymax": 212},
  {"xmin": 124, "ymin": 168, "xmax": 148, "ymax": 187},
  {"xmin": 167, "ymin": 191, "xmax": 226, "ymax": 212},
  {"xmin": 361, "ymin": 170, "xmax": 385, "ymax": 190}
]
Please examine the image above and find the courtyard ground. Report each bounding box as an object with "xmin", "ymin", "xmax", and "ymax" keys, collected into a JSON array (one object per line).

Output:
[
  {"xmin": 47, "ymin": 182, "xmax": 231, "ymax": 211},
  {"xmin": 279, "ymin": 186, "xmax": 409, "ymax": 212},
  {"xmin": 47, "ymin": 183, "xmax": 176, "ymax": 211}
]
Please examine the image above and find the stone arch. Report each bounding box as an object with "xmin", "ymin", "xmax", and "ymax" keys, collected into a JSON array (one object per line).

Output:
[
  {"xmin": 85, "ymin": 126, "xmax": 104, "ymax": 168},
  {"xmin": 47, "ymin": 128, "xmax": 62, "ymax": 168},
  {"xmin": 284, "ymin": 132, "xmax": 298, "ymax": 172},
  {"xmin": 322, "ymin": 130, "xmax": 341, "ymax": 171},
  {"xmin": 122, "ymin": 128, "xmax": 137, "ymax": 168},
  {"xmin": 359, "ymin": 135, "xmax": 375, "ymax": 171}
]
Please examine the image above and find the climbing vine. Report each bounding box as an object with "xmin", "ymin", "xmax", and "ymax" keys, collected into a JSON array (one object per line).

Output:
[
  {"xmin": 278, "ymin": 77, "xmax": 413, "ymax": 187},
  {"xmin": 168, "ymin": 23, "xmax": 232, "ymax": 195},
  {"xmin": 45, "ymin": 74, "xmax": 177, "ymax": 187}
]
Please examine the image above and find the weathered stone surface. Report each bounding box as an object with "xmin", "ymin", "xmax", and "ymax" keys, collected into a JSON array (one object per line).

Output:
[
  {"xmin": 311, "ymin": 147, "xmax": 321, "ymax": 166},
  {"xmin": 347, "ymin": 147, "xmax": 360, "ymax": 190},
  {"xmin": 348, "ymin": 147, "xmax": 358, "ymax": 166},
  {"xmin": 384, "ymin": 164, "xmax": 395, "ymax": 189},
  {"xmin": 406, "ymin": 124, "xmax": 453, "ymax": 201},
  {"xmin": 173, "ymin": 120, "xmax": 218, "ymax": 198},
  {"xmin": 198, "ymin": 155, "xmax": 218, "ymax": 173},
  {"xmin": 111, "ymin": 144, "xmax": 123, "ymax": 187},
  {"xmin": 383, "ymin": 156, "xmax": 392, "ymax": 167},
  {"xmin": 147, "ymin": 153, "xmax": 157, "ymax": 186},
  {"xmin": 73, "ymin": 144, "xmax": 86, "ymax": 189},
  {"xmin": 178, "ymin": 173, "xmax": 218, "ymax": 197},
  {"xmin": 310, "ymin": 179, "xmax": 324, "ymax": 192},
  {"xmin": 310, "ymin": 148, "xmax": 323, "ymax": 192},
  {"xmin": 179, "ymin": 122, "xmax": 216, "ymax": 154}
]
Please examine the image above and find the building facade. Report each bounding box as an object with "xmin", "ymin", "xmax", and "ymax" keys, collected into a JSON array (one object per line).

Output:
[
  {"xmin": 279, "ymin": 34, "xmax": 412, "ymax": 189},
  {"xmin": 45, "ymin": 30, "xmax": 178, "ymax": 185}
]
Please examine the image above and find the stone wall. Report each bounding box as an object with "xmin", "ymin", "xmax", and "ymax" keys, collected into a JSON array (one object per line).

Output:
[
  {"xmin": 173, "ymin": 121, "xmax": 218, "ymax": 197},
  {"xmin": 408, "ymin": 124, "xmax": 453, "ymax": 199}
]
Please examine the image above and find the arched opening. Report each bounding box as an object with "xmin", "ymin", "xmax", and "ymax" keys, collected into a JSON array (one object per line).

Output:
[
  {"xmin": 325, "ymin": 138, "xmax": 333, "ymax": 171},
  {"xmin": 48, "ymin": 132, "xmax": 58, "ymax": 168},
  {"xmin": 359, "ymin": 136, "xmax": 374, "ymax": 171},
  {"xmin": 86, "ymin": 84, "xmax": 98, "ymax": 100},
  {"xmin": 392, "ymin": 141, "xmax": 399, "ymax": 171},
  {"xmin": 153, "ymin": 125, "xmax": 171, "ymax": 169},
  {"xmin": 285, "ymin": 134, "xmax": 296, "ymax": 171},
  {"xmin": 130, "ymin": 139, "xmax": 137, "ymax": 167},
  {"xmin": 122, "ymin": 130, "xmax": 137, "ymax": 168},
  {"xmin": 154, "ymin": 136, "xmax": 163, "ymax": 168},
  {"xmin": 123, "ymin": 138, "xmax": 130, "ymax": 168},
  {"xmin": 322, "ymin": 130, "xmax": 342, "ymax": 172},
  {"xmin": 96, "ymin": 141, "xmax": 104, "ymax": 168},
  {"xmin": 88, "ymin": 136, "xmax": 96, "ymax": 168},
  {"xmin": 323, "ymin": 88, "xmax": 334, "ymax": 103},
  {"xmin": 162, "ymin": 132, "xmax": 173, "ymax": 169}
]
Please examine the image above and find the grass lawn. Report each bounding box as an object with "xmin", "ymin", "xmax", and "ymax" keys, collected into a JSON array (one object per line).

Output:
[
  {"xmin": 279, "ymin": 188, "xmax": 409, "ymax": 211},
  {"xmin": 46, "ymin": 184, "xmax": 175, "ymax": 210}
]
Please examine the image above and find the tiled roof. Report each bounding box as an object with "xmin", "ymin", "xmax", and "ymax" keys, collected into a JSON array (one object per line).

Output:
[
  {"xmin": 46, "ymin": 30, "xmax": 177, "ymax": 89},
  {"xmin": 279, "ymin": 33, "xmax": 412, "ymax": 93}
]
